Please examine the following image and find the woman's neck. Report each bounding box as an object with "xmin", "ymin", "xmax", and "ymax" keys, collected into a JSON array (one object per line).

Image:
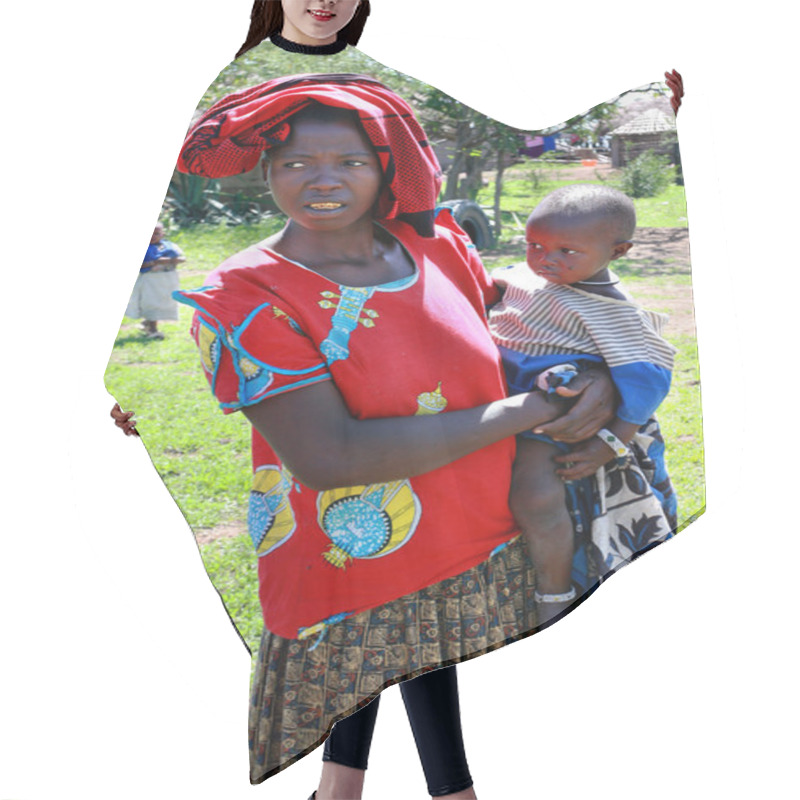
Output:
[
  {"xmin": 270, "ymin": 32, "xmax": 348, "ymax": 55},
  {"xmin": 277, "ymin": 218, "xmax": 376, "ymax": 265},
  {"xmin": 270, "ymin": 220, "xmax": 414, "ymax": 287}
]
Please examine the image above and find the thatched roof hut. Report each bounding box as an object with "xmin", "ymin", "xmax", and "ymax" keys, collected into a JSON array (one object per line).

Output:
[{"xmin": 610, "ymin": 108, "xmax": 676, "ymax": 168}]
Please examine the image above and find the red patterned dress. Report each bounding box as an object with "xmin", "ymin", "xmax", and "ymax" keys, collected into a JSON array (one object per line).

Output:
[{"xmin": 176, "ymin": 212, "xmax": 541, "ymax": 781}]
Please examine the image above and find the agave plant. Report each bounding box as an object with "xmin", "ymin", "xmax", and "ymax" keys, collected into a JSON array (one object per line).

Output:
[{"xmin": 167, "ymin": 173, "xmax": 249, "ymax": 226}]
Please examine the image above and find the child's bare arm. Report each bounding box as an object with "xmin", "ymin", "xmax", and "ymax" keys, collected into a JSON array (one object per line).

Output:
[{"xmin": 604, "ymin": 418, "xmax": 641, "ymax": 447}]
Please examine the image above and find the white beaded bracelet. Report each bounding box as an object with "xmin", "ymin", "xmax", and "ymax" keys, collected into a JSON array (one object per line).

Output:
[
  {"xmin": 534, "ymin": 587, "xmax": 577, "ymax": 604},
  {"xmin": 596, "ymin": 428, "xmax": 629, "ymax": 458}
]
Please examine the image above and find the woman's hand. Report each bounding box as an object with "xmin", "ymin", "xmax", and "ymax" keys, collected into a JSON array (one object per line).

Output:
[
  {"xmin": 110, "ymin": 403, "xmax": 139, "ymax": 436},
  {"xmin": 531, "ymin": 369, "xmax": 615, "ymax": 443},
  {"xmin": 554, "ymin": 437, "xmax": 614, "ymax": 480},
  {"xmin": 665, "ymin": 69, "xmax": 684, "ymax": 115}
]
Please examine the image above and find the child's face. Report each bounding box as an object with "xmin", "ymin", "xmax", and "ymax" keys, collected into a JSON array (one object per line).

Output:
[
  {"xmin": 267, "ymin": 114, "xmax": 381, "ymax": 233},
  {"xmin": 525, "ymin": 212, "xmax": 630, "ymax": 285},
  {"xmin": 150, "ymin": 224, "xmax": 165, "ymax": 245},
  {"xmin": 281, "ymin": 0, "xmax": 361, "ymax": 45}
]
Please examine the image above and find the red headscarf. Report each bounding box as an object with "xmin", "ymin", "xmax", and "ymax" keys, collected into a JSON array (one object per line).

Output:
[{"xmin": 178, "ymin": 73, "xmax": 442, "ymax": 237}]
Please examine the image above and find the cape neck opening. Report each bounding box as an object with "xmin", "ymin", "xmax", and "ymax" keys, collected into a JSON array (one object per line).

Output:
[{"xmin": 270, "ymin": 32, "xmax": 348, "ymax": 55}]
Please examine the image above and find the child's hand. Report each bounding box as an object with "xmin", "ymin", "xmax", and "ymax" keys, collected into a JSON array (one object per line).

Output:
[
  {"xmin": 535, "ymin": 363, "xmax": 579, "ymax": 394},
  {"xmin": 554, "ymin": 437, "xmax": 615, "ymax": 480},
  {"xmin": 533, "ymin": 369, "xmax": 615, "ymax": 443}
]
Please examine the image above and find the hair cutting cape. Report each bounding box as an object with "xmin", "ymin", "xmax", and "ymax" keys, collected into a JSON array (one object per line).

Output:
[
  {"xmin": 178, "ymin": 74, "xmax": 442, "ymax": 236},
  {"xmin": 105, "ymin": 36, "xmax": 703, "ymax": 784}
]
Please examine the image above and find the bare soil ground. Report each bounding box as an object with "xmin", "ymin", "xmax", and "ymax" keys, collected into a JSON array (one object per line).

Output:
[
  {"xmin": 195, "ymin": 522, "xmax": 244, "ymax": 546},
  {"xmin": 621, "ymin": 226, "xmax": 695, "ymax": 339},
  {"xmin": 628, "ymin": 228, "xmax": 695, "ymax": 339},
  {"xmin": 545, "ymin": 162, "xmax": 618, "ymax": 182},
  {"xmin": 630, "ymin": 227, "xmax": 690, "ymax": 274}
]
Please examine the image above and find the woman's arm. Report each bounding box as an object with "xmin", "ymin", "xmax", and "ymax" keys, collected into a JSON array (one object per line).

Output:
[
  {"xmin": 243, "ymin": 381, "xmax": 558, "ymax": 490},
  {"xmin": 242, "ymin": 371, "xmax": 615, "ymax": 490}
]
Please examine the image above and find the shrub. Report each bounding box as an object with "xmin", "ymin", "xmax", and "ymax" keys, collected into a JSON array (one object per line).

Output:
[
  {"xmin": 619, "ymin": 150, "xmax": 676, "ymax": 198},
  {"xmin": 166, "ymin": 173, "xmax": 270, "ymax": 227}
]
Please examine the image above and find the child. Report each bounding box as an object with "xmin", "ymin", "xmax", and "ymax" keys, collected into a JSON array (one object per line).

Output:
[
  {"xmin": 125, "ymin": 222, "xmax": 186, "ymax": 339},
  {"xmin": 489, "ymin": 184, "xmax": 677, "ymax": 624}
]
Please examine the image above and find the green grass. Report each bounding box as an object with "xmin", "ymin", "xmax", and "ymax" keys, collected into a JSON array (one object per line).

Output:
[
  {"xmin": 106, "ymin": 320, "xmax": 253, "ymax": 528},
  {"xmin": 628, "ymin": 184, "xmax": 688, "ymax": 227},
  {"xmin": 658, "ymin": 335, "xmax": 705, "ymax": 526},
  {"xmin": 201, "ymin": 535, "xmax": 261, "ymax": 655},
  {"xmin": 168, "ymin": 219, "xmax": 284, "ymax": 276},
  {"xmin": 107, "ymin": 223, "xmax": 703, "ymax": 654},
  {"xmin": 477, "ymin": 177, "xmax": 688, "ymax": 241}
]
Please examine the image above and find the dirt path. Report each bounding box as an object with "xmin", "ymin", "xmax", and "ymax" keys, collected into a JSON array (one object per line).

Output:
[
  {"xmin": 621, "ymin": 227, "xmax": 695, "ymax": 339},
  {"xmin": 629, "ymin": 227, "xmax": 690, "ymax": 274}
]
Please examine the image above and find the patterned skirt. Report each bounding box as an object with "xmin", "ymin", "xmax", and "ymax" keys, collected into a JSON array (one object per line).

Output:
[
  {"xmin": 248, "ymin": 534, "xmax": 538, "ymax": 783},
  {"xmin": 248, "ymin": 418, "xmax": 678, "ymax": 784}
]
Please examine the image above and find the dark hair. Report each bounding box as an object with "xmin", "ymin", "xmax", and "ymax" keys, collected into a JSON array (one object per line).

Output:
[
  {"xmin": 531, "ymin": 184, "xmax": 637, "ymax": 242},
  {"xmin": 236, "ymin": 1, "xmax": 371, "ymax": 59}
]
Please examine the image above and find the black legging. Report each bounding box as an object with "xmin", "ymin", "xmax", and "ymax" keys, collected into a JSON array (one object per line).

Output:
[{"xmin": 323, "ymin": 665, "xmax": 473, "ymax": 797}]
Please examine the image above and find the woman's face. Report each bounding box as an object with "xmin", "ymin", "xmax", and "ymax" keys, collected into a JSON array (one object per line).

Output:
[
  {"xmin": 267, "ymin": 113, "xmax": 382, "ymax": 233},
  {"xmin": 280, "ymin": 0, "xmax": 361, "ymax": 46}
]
